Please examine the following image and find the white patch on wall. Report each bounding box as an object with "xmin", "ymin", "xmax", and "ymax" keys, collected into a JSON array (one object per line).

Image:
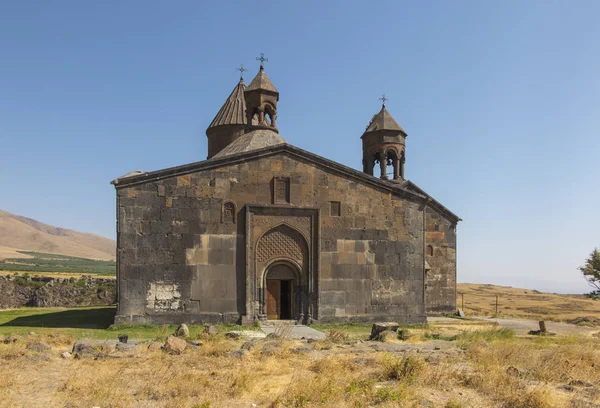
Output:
[{"xmin": 147, "ymin": 282, "xmax": 182, "ymax": 311}]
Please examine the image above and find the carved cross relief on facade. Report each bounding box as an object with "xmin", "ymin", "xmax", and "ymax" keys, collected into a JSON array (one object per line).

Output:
[
  {"xmin": 273, "ymin": 177, "xmax": 290, "ymax": 204},
  {"xmin": 221, "ymin": 201, "xmax": 236, "ymax": 223}
]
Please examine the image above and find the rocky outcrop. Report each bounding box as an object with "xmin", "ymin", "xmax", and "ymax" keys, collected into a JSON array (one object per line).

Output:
[{"xmin": 0, "ymin": 275, "xmax": 115, "ymax": 308}]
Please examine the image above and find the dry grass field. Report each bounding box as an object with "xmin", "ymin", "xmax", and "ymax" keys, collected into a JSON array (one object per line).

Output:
[
  {"xmin": 1, "ymin": 322, "xmax": 599, "ymax": 408},
  {"xmin": 457, "ymin": 283, "xmax": 600, "ymax": 325},
  {"xmin": 1, "ymin": 282, "xmax": 599, "ymax": 407}
]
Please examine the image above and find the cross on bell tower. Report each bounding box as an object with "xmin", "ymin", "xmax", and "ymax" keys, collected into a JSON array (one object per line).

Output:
[
  {"xmin": 237, "ymin": 64, "xmax": 247, "ymax": 80},
  {"xmin": 256, "ymin": 53, "xmax": 268, "ymax": 68}
]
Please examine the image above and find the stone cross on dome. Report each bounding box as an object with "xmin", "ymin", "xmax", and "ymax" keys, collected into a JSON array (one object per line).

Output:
[
  {"xmin": 379, "ymin": 94, "xmax": 388, "ymax": 107},
  {"xmin": 256, "ymin": 53, "xmax": 268, "ymax": 68},
  {"xmin": 237, "ymin": 64, "xmax": 247, "ymax": 80}
]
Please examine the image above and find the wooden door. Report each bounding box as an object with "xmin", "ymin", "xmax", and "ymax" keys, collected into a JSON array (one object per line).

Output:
[{"xmin": 266, "ymin": 279, "xmax": 280, "ymax": 320}]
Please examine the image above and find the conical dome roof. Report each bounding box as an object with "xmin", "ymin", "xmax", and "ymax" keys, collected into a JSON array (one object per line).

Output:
[
  {"xmin": 212, "ymin": 129, "xmax": 287, "ymax": 159},
  {"xmin": 246, "ymin": 66, "xmax": 278, "ymax": 93},
  {"xmin": 207, "ymin": 79, "xmax": 247, "ymax": 130},
  {"xmin": 365, "ymin": 105, "xmax": 406, "ymax": 134}
]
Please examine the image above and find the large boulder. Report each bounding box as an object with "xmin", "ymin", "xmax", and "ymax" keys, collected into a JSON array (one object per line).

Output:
[
  {"xmin": 370, "ymin": 322, "xmax": 399, "ymax": 340},
  {"xmin": 203, "ymin": 325, "xmax": 218, "ymax": 336},
  {"xmin": 175, "ymin": 324, "xmax": 190, "ymax": 339},
  {"xmin": 72, "ymin": 340, "xmax": 116, "ymax": 358},
  {"xmin": 163, "ymin": 335, "xmax": 187, "ymax": 355}
]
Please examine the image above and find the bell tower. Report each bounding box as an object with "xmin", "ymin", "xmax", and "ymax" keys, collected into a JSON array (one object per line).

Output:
[
  {"xmin": 361, "ymin": 96, "xmax": 407, "ymax": 180},
  {"xmin": 244, "ymin": 54, "xmax": 279, "ymax": 133}
]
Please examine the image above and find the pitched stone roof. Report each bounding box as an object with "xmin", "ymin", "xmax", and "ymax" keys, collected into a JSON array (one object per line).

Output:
[
  {"xmin": 212, "ymin": 129, "xmax": 287, "ymax": 158},
  {"xmin": 246, "ymin": 67, "xmax": 278, "ymax": 93},
  {"xmin": 365, "ymin": 105, "xmax": 406, "ymax": 134},
  {"xmin": 207, "ymin": 79, "xmax": 247, "ymax": 129}
]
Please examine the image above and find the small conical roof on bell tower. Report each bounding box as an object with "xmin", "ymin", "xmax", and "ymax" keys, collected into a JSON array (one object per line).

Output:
[
  {"xmin": 365, "ymin": 105, "xmax": 406, "ymax": 135},
  {"xmin": 207, "ymin": 78, "xmax": 247, "ymax": 130},
  {"xmin": 246, "ymin": 66, "xmax": 278, "ymax": 93}
]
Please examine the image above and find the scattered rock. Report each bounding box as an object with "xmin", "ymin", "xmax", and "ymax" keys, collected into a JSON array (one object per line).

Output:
[
  {"xmin": 225, "ymin": 331, "xmax": 242, "ymax": 339},
  {"xmin": 28, "ymin": 332, "xmax": 37, "ymax": 336},
  {"xmin": 232, "ymin": 349, "xmax": 246, "ymax": 359},
  {"xmin": 72, "ymin": 340, "xmax": 116, "ymax": 358},
  {"xmin": 175, "ymin": 324, "xmax": 190, "ymax": 339},
  {"xmin": 506, "ymin": 366, "xmax": 521, "ymax": 377},
  {"xmin": 118, "ymin": 334, "xmax": 128, "ymax": 344},
  {"xmin": 188, "ymin": 340, "xmax": 203, "ymax": 347},
  {"xmin": 96, "ymin": 353, "xmax": 122, "ymax": 360},
  {"xmin": 203, "ymin": 325, "xmax": 218, "ymax": 336},
  {"xmin": 569, "ymin": 379, "xmax": 594, "ymax": 388},
  {"xmin": 455, "ymin": 309, "xmax": 465, "ymax": 318},
  {"xmin": 147, "ymin": 342, "xmax": 163, "ymax": 352},
  {"xmin": 60, "ymin": 351, "xmax": 72, "ymax": 359},
  {"xmin": 241, "ymin": 341, "xmax": 256, "ymax": 351},
  {"xmin": 225, "ymin": 330, "xmax": 266, "ymax": 340},
  {"xmin": 163, "ymin": 335, "xmax": 187, "ymax": 355},
  {"xmin": 260, "ymin": 341, "xmax": 280, "ymax": 356},
  {"xmin": 376, "ymin": 330, "xmax": 399, "ymax": 342},
  {"xmin": 265, "ymin": 333, "xmax": 280, "ymax": 340},
  {"xmin": 307, "ymin": 338, "xmax": 317, "ymax": 344},
  {"xmin": 116, "ymin": 342, "xmax": 136, "ymax": 353},
  {"xmin": 370, "ymin": 322, "xmax": 399, "ymax": 340},
  {"xmin": 27, "ymin": 341, "xmax": 51, "ymax": 353},
  {"xmin": 528, "ymin": 330, "xmax": 556, "ymax": 336},
  {"xmin": 291, "ymin": 346, "xmax": 313, "ymax": 354},
  {"xmin": 557, "ymin": 384, "xmax": 574, "ymax": 392},
  {"xmin": 3, "ymin": 335, "xmax": 21, "ymax": 344}
]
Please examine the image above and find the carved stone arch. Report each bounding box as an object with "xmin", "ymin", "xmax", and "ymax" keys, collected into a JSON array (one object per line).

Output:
[
  {"xmin": 248, "ymin": 106, "xmax": 263, "ymax": 126},
  {"xmin": 384, "ymin": 147, "xmax": 399, "ymax": 162},
  {"xmin": 263, "ymin": 103, "xmax": 277, "ymax": 126}
]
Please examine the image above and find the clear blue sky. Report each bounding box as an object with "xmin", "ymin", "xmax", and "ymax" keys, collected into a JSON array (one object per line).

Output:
[{"xmin": 1, "ymin": 1, "xmax": 598, "ymax": 293}]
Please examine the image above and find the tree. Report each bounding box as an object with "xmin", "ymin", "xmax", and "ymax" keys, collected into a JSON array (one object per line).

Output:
[{"xmin": 579, "ymin": 248, "xmax": 600, "ymax": 299}]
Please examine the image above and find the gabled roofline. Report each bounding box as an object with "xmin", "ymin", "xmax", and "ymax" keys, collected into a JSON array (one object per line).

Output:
[
  {"xmin": 110, "ymin": 144, "xmax": 460, "ymax": 222},
  {"xmin": 402, "ymin": 180, "xmax": 462, "ymax": 223}
]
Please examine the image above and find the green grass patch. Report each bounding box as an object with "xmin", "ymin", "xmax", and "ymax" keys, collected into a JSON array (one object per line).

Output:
[
  {"xmin": 0, "ymin": 307, "xmax": 258, "ymax": 341},
  {"xmin": 0, "ymin": 251, "xmax": 115, "ymax": 275}
]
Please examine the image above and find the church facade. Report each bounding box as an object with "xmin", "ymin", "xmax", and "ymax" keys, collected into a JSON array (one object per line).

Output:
[{"xmin": 111, "ymin": 62, "xmax": 460, "ymax": 325}]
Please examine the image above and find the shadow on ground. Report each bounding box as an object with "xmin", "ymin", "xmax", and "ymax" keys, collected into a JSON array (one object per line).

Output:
[{"xmin": 0, "ymin": 307, "xmax": 116, "ymax": 329}]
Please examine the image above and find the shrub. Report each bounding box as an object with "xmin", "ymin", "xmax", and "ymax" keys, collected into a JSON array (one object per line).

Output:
[
  {"xmin": 397, "ymin": 328, "xmax": 412, "ymax": 340},
  {"xmin": 328, "ymin": 329, "xmax": 350, "ymax": 344},
  {"xmin": 381, "ymin": 354, "xmax": 424, "ymax": 383}
]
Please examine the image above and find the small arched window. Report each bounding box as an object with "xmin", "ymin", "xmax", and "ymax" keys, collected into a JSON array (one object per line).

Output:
[{"xmin": 426, "ymin": 245, "xmax": 434, "ymax": 257}]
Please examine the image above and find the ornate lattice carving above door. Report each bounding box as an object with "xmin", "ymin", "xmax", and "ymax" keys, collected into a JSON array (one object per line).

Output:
[{"xmin": 256, "ymin": 224, "xmax": 306, "ymax": 265}]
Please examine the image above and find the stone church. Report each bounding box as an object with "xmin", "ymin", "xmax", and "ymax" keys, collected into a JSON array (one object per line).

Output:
[{"xmin": 111, "ymin": 60, "xmax": 460, "ymax": 325}]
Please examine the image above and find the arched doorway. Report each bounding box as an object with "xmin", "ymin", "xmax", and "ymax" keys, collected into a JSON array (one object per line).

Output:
[{"xmin": 265, "ymin": 262, "xmax": 297, "ymax": 320}]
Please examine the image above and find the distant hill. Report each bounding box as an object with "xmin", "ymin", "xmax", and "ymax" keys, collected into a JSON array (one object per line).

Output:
[
  {"xmin": 457, "ymin": 283, "xmax": 600, "ymax": 324},
  {"xmin": 0, "ymin": 210, "xmax": 115, "ymax": 261}
]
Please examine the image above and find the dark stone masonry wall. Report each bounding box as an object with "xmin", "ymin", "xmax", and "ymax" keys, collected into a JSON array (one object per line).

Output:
[
  {"xmin": 424, "ymin": 207, "xmax": 457, "ymax": 315},
  {"xmin": 115, "ymin": 152, "xmax": 427, "ymax": 325}
]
